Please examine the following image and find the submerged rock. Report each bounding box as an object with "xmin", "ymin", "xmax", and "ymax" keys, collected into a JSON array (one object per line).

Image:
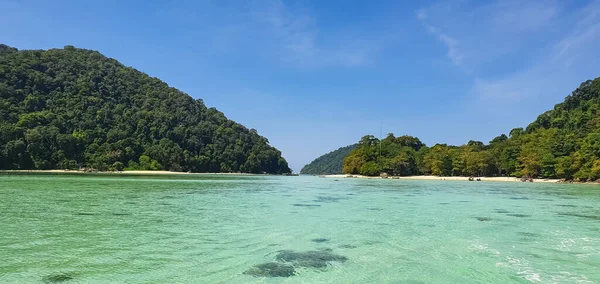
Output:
[
  {"xmin": 292, "ymin": 203, "xmax": 321, "ymax": 207},
  {"xmin": 275, "ymin": 249, "xmax": 347, "ymax": 268},
  {"xmin": 475, "ymin": 217, "xmax": 492, "ymax": 221},
  {"xmin": 367, "ymin": 207, "xmax": 383, "ymax": 211},
  {"xmin": 313, "ymin": 196, "xmax": 345, "ymax": 203},
  {"xmin": 506, "ymin": 213, "xmax": 531, "ymax": 218},
  {"xmin": 244, "ymin": 262, "xmax": 296, "ymax": 277},
  {"xmin": 558, "ymin": 212, "xmax": 600, "ymax": 220},
  {"xmin": 509, "ymin": 197, "xmax": 530, "ymax": 200},
  {"xmin": 43, "ymin": 273, "xmax": 74, "ymax": 283},
  {"xmin": 517, "ymin": 232, "xmax": 540, "ymax": 238}
]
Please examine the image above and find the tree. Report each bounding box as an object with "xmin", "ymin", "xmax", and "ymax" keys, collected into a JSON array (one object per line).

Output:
[
  {"xmin": 359, "ymin": 161, "xmax": 380, "ymax": 176},
  {"xmin": 342, "ymin": 135, "xmax": 419, "ymax": 176},
  {"xmin": 509, "ymin": 128, "xmax": 525, "ymax": 138},
  {"xmin": 555, "ymin": 156, "xmax": 573, "ymax": 179},
  {"xmin": 112, "ymin": 161, "xmax": 124, "ymax": 171}
]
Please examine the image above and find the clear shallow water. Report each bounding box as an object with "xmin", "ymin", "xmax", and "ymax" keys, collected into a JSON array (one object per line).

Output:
[{"xmin": 1, "ymin": 174, "xmax": 599, "ymax": 283}]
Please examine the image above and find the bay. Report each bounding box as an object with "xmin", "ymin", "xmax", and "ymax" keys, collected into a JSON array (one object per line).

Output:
[{"xmin": 1, "ymin": 174, "xmax": 599, "ymax": 283}]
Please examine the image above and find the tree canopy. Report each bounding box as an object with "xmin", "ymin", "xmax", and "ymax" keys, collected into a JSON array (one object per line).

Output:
[
  {"xmin": 342, "ymin": 134, "xmax": 423, "ymax": 177},
  {"xmin": 0, "ymin": 44, "xmax": 291, "ymax": 174},
  {"xmin": 300, "ymin": 144, "xmax": 357, "ymax": 175},
  {"xmin": 341, "ymin": 78, "xmax": 600, "ymax": 181}
]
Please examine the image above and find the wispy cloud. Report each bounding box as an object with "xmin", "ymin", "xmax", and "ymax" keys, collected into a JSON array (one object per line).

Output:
[
  {"xmin": 182, "ymin": 0, "xmax": 377, "ymax": 68},
  {"xmin": 471, "ymin": 1, "xmax": 600, "ymax": 102},
  {"xmin": 416, "ymin": 0, "xmax": 561, "ymax": 72},
  {"xmin": 487, "ymin": 0, "xmax": 559, "ymax": 33},
  {"xmin": 553, "ymin": 2, "xmax": 600, "ymax": 66},
  {"xmin": 416, "ymin": 9, "xmax": 463, "ymax": 66},
  {"xmin": 252, "ymin": 0, "xmax": 374, "ymax": 68},
  {"xmin": 418, "ymin": 0, "xmax": 600, "ymax": 106}
]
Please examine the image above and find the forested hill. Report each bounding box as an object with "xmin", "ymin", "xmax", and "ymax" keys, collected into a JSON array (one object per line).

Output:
[
  {"xmin": 300, "ymin": 144, "xmax": 357, "ymax": 175},
  {"xmin": 342, "ymin": 78, "xmax": 600, "ymax": 181},
  {"xmin": 0, "ymin": 45, "xmax": 291, "ymax": 174}
]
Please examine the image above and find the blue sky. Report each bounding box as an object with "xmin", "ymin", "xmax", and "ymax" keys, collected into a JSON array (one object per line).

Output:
[{"xmin": 2, "ymin": 0, "xmax": 600, "ymax": 172}]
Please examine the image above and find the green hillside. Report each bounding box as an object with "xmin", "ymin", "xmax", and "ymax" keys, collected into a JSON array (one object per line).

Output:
[
  {"xmin": 300, "ymin": 144, "xmax": 357, "ymax": 175},
  {"xmin": 0, "ymin": 45, "xmax": 290, "ymax": 174}
]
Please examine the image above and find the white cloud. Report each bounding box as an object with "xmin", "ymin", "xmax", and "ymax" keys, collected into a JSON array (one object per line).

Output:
[
  {"xmin": 417, "ymin": 15, "xmax": 463, "ymax": 66},
  {"xmin": 437, "ymin": 33, "xmax": 462, "ymax": 66}
]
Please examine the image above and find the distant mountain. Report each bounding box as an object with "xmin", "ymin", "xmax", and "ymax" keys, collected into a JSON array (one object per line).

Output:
[
  {"xmin": 342, "ymin": 78, "xmax": 600, "ymax": 181},
  {"xmin": 0, "ymin": 44, "xmax": 291, "ymax": 174},
  {"xmin": 300, "ymin": 144, "xmax": 357, "ymax": 175}
]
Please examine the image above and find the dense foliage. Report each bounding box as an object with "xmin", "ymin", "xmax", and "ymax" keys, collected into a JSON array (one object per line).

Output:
[
  {"xmin": 300, "ymin": 144, "xmax": 357, "ymax": 175},
  {"xmin": 342, "ymin": 135, "xmax": 424, "ymax": 176},
  {"xmin": 343, "ymin": 78, "xmax": 600, "ymax": 181},
  {"xmin": 0, "ymin": 45, "xmax": 291, "ymax": 173}
]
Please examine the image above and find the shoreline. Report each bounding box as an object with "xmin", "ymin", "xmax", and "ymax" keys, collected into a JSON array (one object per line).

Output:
[{"xmin": 322, "ymin": 174, "xmax": 562, "ymax": 183}]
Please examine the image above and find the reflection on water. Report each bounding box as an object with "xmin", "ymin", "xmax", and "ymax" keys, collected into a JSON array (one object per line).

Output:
[{"xmin": 0, "ymin": 174, "xmax": 599, "ymax": 283}]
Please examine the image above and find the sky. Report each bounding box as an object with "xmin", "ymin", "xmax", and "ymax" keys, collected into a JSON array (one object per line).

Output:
[{"xmin": 1, "ymin": 0, "xmax": 600, "ymax": 172}]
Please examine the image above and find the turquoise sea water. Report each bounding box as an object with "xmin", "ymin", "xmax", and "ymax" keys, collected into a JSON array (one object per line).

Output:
[{"xmin": 0, "ymin": 174, "xmax": 599, "ymax": 283}]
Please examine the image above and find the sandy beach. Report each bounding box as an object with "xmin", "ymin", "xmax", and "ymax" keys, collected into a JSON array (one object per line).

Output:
[
  {"xmin": 0, "ymin": 170, "xmax": 569, "ymax": 183},
  {"xmin": 322, "ymin": 174, "xmax": 561, "ymax": 183}
]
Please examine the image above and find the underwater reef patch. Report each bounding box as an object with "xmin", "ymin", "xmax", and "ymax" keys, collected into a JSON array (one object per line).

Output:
[
  {"xmin": 313, "ymin": 196, "xmax": 346, "ymax": 203},
  {"xmin": 557, "ymin": 212, "xmax": 600, "ymax": 220},
  {"xmin": 276, "ymin": 249, "xmax": 348, "ymax": 268},
  {"xmin": 244, "ymin": 262, "xmax": 296, "ymax": 277},
  {"xmin": 245, "ymin": 249, "xmax": 348, "ymax": 277},
  {"xmin": 43, "ymin": 273, "xmax": 74, "ymax": 283},
  {"xmin": 292, "ymin": 203, "xmax": 321, "ymax": 207},
  {"xmin": 509, "ymin": 197, "xmax": 530, "ymax": 200},
  {"xmin": 506, "ymin": 213, "xmax": 531, "ymax": 218},
  {"xmin": 556, "ymin": 204, "xmax": 577, "ymax": 208},
  {"xmin": 475, "ymin": 217, "xmax": 492, "ymax": 221}
]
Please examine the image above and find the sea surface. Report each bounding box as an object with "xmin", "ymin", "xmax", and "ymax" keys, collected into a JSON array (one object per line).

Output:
[{"xmin": 1, "ymin": 174, "xmax": 599, "ymax": 283}]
